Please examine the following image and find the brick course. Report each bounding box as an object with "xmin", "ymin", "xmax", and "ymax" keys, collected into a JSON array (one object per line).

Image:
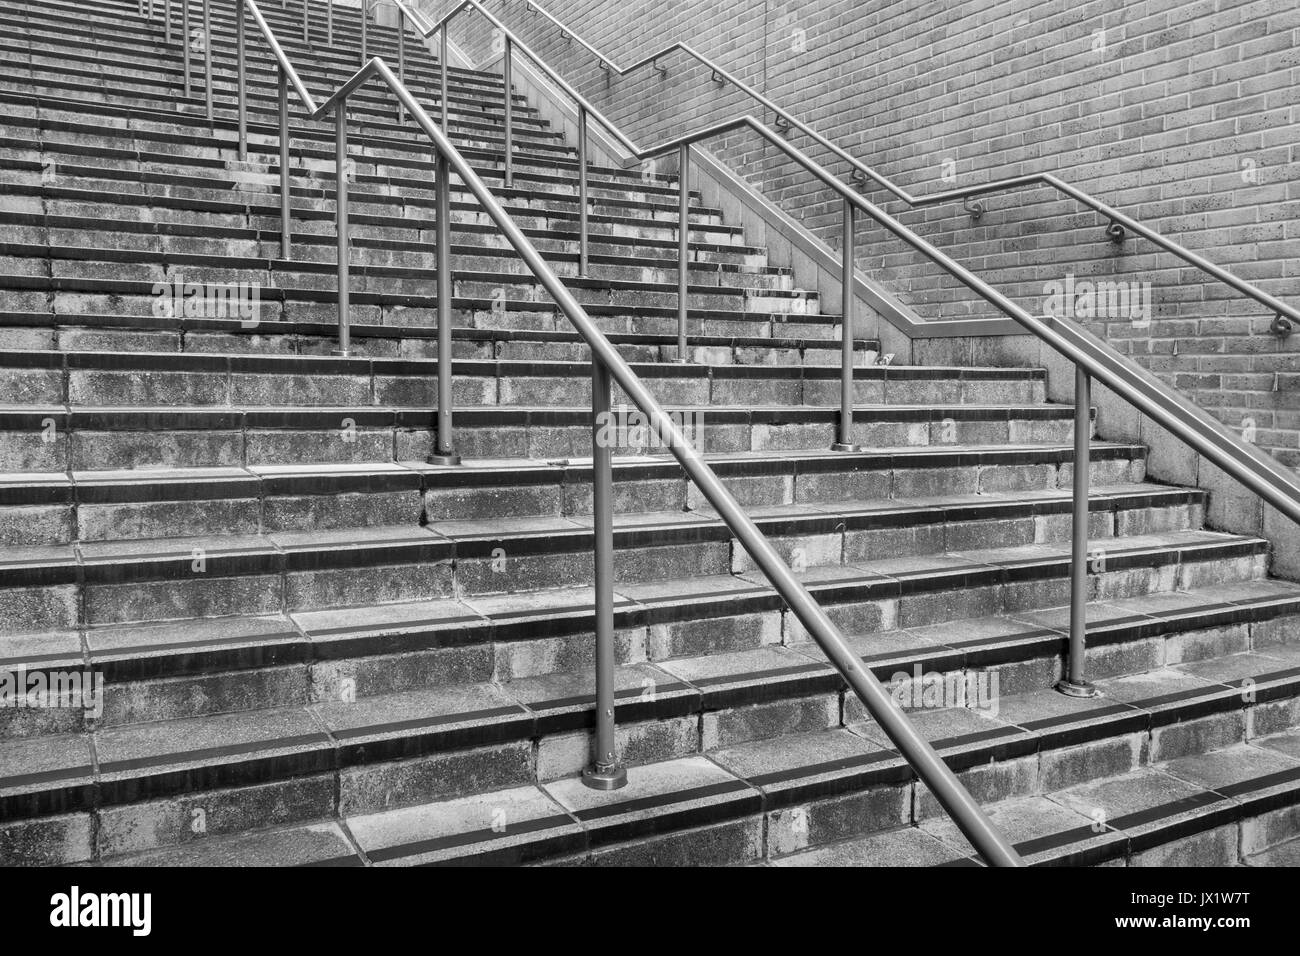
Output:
[{"xmin": 422, "ymin": 0, "xmax": 1300, "ymax": 467}]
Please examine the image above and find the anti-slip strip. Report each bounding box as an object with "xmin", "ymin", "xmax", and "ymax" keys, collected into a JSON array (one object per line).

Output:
[
  {"xmin": 1016, "ymin": 703, "xmax": 1138, "ymax": 731},
  {"xmin": 0, "ymin": 764, "xmax": 92, "ymax": 791},
  {"xmin": 329, "ymin": 705, "xmax": 530, "ymax": 742},
  {"xmin": 96, "ymin": 730, "xmax": 332, "ymax": 776},
  {"xmin": 89, "ymin": 630, "xmax": 303, "ymax": 659},
  {"xmin": 745, "ymin": 750, "xmax": 899, "ymax": 789},
  {"xmin": 569, "ymin": 779, "xmax": 753, "ymax": 822},
  {"xmin": 526, "ymin": 682, "xmax": 694, "ymax": 713},
  {"xmin": 364, "ymin": 813, "xmax": 577, "ymax": 863},
  {"xmin": 1214, "ymin": 764, "xmax": 1300, "ymax": 799}
]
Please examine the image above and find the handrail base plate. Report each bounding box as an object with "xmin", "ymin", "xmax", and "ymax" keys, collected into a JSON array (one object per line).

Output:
[
  {"xmin": 1055, "ymin": 679, "xmax": 1100, "ymax": 699},
  {"xmin": 582, "ymin": 765, "xmax": 628, "ymax": 791}
]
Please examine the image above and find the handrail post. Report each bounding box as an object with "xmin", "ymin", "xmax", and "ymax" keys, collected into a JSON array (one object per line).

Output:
[
  {"xmin": 202, "ymin": 0, "xmax": 212, "ymax": 120},
  {"xmin": 397, "ymin": 8, "xmax": 406, "ymax": 123},
  {"xmin": 236, "ymin": 0, "xmax": 247, "ymax": 161},
  {"xmin": 334, "ymin": 102, "xmax": 351, "ymax": 356},
  {"xmin": 327, "ymin": 0, "xmax": 333, "ymax": 45},
  {"xmin": 676, "ymin": 142, "xmax": 689, "ymax": 362},
  {"xmin": 1058, "ymin": 366, "xmax": 1097, "ymax": 698},
  {"xmin": 583, "ymin": 358, "xmax": 627, "ymax": 791},
  {"xmin": 302, "ymin": 0, "xmax": 308, "ymax": 43},
  {"xmin": 577, "ymin": 105, "xmax": 589, "ymax": 276},
  {"xmin": 360, "ymin": 0, "xmax": 367, "ymax": 64},
  {"xmin": 439, "ymin": 27, "xmax": 449, "ymax": 129},
  {"xmin": 429, "ymin": 151, "xmax": 461, "ymax": 465},
  {"xmin": 163, "ymin": 0, "xmax": 171, "ymax": 43},
  {"xmin": 279, "ymin": 68, "xmax": 291, "ymax": 260},
  {"xmin": 503, "ymin": 37, "xmax": 514, "ymax": 187},
  {"xmin": 832, "ymin": 198, "xmax": 859, "ymax": 451},
  {"xmin": 182, "ymin": 0, "xmax": 191, "ymax": 98}
]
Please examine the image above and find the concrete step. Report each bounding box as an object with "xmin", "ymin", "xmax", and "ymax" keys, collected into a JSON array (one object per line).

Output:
[
  {"xmin": 0, "ymin": 210, "xmax": 775, "ymax": 279},
  {"xmin": 10, "ymin": 144, "xmax": 706, "ymax": 220},
  {"xmin": 0, "ymin": 275, "xmax": 837, "ymax": 339},
  {"xmin": 0, "ymin": 487, "xmax": 1220, "ymax": 731},
  {"xmin": 0, "ymin": 350, "xmax": 1042, "ymax": 412},
  {"xmin": 774, "ymin": 727, "xmax": 1300, "ymax": 867},
  {"xmin": 0, "ymin": 400, "xmax": 1088, "ymax": 475},
  {"xmin": 1, "ymin": 155, "xmax": 725, "ymax": 228},
  {"xmin": 0, "ymin": 90, "xmax": 690, "ymax": 196},
  {"xmin": 0, "ymin": 311, "xmax": 854, "ymax": 369},
  {"xmin": 7, "ymin": 580, "xmax": 1296, "ymax": 864},
  {"xmin": 0, "ymin": 247, "xmax": 816, "ymax": 317},
  {"xmin": 1, "ymin": 178, "xmax": 740, "ymax": 247},
  {"xmin": 0, "ymin": 524, "xmax": 1267, "ymax": 666},
  {"xmin": 0, "ymin": 205, "xmax": 764, "ymax": 273}
]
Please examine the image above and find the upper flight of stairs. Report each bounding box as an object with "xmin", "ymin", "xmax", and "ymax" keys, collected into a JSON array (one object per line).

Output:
[{"xmin": 1, "ymin": 0, "xmax": 1298, "ymax": 868}]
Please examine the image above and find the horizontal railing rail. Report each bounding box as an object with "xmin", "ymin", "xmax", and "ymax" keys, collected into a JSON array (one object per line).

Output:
[{"xmin": 141, "ymin": 0, "xmax": 1026, "ymax": 866}]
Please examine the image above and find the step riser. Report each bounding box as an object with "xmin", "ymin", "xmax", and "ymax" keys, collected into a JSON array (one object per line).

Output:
[
  {"xmin": 0, "ymin": 462, "xmax": 1155, "ymax": 559},
  {"xmin": 0, "ymin": 324, "xmax": 843, "ymax": 368},
  {"xmin": 0, "ymin": 538, "xmax": 1262, "ymax": 645},
  {"xmin": 4, "ymin": 271, "xmax": 809, "ymax": 319},
  {"xmin": 0, "ymin": 415, "xmax": 1084, "ymax": 476},
  {"xmin": 0, "ymin": 366, "xmax": 1045, "ymax": 410}
]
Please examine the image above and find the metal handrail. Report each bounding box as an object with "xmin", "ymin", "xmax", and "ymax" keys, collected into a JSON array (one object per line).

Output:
[
  {"xmin": 139, "ymin": 0, "xmax": 1025, "ymax": 866},
  {"xmin": 164, "ymin": 0, "xmax": 1300, "ymax": 731},
  {"xmin": 408, "ymin": 0, "xmax": 1300, "ymax": 697},
  {"xmin": 504, "ymin": 0, "xmax": 1300, "ymax": 333}
]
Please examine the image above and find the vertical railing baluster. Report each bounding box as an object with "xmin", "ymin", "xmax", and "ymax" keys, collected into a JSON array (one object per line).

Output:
[
  {"xmin": 279, "ymin": 68, "xmax": 291, "ymax": 260},
  {"xmin": 236, "ymin": 0, "xmax": 247, "ymax": 160},
  {"xmin": 583, "ymin": 358, "xmax": 626, "ymax": 791},
  {"xmin": 833, "ymin": 198, "xmax": 858, "ymax": 450},
  {"xmin": 440, "ymin": 27, "xmax": 449, "ymax": 129},
  {"xmin": 164, "ymin": 0, "xmax": 171, "ymax": 44},
  {"xmin": 360, "ymin": 0, "xmax": 367, "ymax": 63},
  {"xmin": 578, "ymin": 105, "xmax": 589, "ymax": 276},
  {"xmin": 328, "ymin": 0, "xmax": 333, "ymax": 45},
  {"xmin": 677, "ymin": 143, "xmax": 690, "ymax": 361},
  {"xmin": 430, "ymin": 151, "xmax": 461, "ymax": 465},
  {"xmin": 503, "ymin": 37, "xmax": 514, "ymax": 187},
  {"xmin": 182, "ymin": 0, "xmax": 191, "ymax": 98},
  {"xmin": 302, "ymin": 0, "xmax": 308, "ymax": 43},
  {"xmin": 335, "ymin": 103, "xmax": 351, "ymax": 356},
  {"xmin": 397, "ymin": 8, "xmax": 406, "ymax": 123},
  {"xmin": 202, "ymin": 0, "xmax": 212, "ymax": 121},
  {"xmin": 1059, "ymin": 366, "xmax": 1096, "ymax": 698}
]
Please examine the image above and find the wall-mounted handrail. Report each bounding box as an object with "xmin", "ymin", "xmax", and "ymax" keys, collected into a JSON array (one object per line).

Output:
[
  {"xmin": 506, "ymin": 0, "xmax": 1300, "ymax": 331},
  {"xmin": 140, "ymin": 0, "xmax": 1024, "ymax": 867}
]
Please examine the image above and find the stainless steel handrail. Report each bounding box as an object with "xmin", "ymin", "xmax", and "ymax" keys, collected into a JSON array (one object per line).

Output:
[
  {"xmin": 508, "ymin": 0, "xmax": 1300, "ymax": 333},
  {"xmin": 140, "ymin": 0, "xmax": 1025, "ymax": 866},
  {"xmin": 406, "ymin": 0, "xmax": 1300, "ymax": 699}
]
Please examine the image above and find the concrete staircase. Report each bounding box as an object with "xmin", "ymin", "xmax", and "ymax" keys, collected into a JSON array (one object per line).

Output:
[{"xmin": 1, "ymin": 0, "xmax": 1299, "ymax": 867}]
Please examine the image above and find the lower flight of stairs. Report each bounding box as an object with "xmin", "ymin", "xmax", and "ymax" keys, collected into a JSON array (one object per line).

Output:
[{"xmin": 0, "ymin": 0, "xmax": 1298, "ymax": 868}]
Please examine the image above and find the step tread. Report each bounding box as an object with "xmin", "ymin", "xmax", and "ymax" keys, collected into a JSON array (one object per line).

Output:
[{"xmin": 0, "ymin": 482, "xmax": 1200, "ymax": 569}]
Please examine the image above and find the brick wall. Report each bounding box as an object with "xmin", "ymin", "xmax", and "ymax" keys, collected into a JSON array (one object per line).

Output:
[{"xmin": 421, "ymin": 0, "xmax": 1300, "ymax": 468}]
